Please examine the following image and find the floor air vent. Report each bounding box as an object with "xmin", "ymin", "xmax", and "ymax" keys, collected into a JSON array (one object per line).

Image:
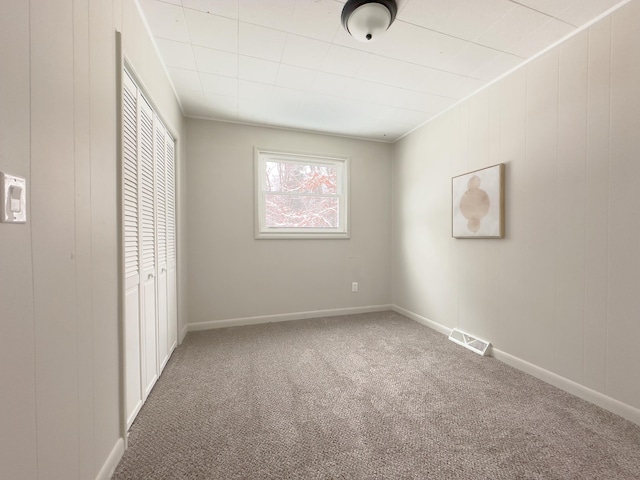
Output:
[{"xmin": 448, "ymin": 328, "xmax": 491, "ymax": 356}]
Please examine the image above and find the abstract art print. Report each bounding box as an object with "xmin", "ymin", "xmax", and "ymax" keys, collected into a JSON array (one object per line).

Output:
[{"xmin": 452, "ymin": 164, "xmax": 504, "ymax": 238}]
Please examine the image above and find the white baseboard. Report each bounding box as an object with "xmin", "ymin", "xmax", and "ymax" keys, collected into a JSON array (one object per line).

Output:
[
  {"xmin": 392, "ymin": 304, "xmax": 640, "ymax": 427},
  {"xmin": 391, "ymin": 305, "xmax": 452, "ymax": 336},
  {"xmin": 491, "ymin": 348, "xmax": 640, "ymax": 426},
  {"xmin": 95, "ymin": 437, "xmax": 124, "ymax": 480},
  {"xmin": 187, "ymin": 304, "xmax": 394, "ymax": 332}
]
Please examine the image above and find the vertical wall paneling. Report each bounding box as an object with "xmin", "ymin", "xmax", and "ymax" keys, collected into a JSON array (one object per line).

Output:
[
  {"xmin": 443, "ymin": 108, "xmax": 462, "ymax": 328},
  {"xmin": 555, "ymin": 31, "xmax": 588, "ymax": 383},
  {"xmin": 422, "ymin": 113, "xmax": 450, "ymax": 326},
  {"xmin": 0, "ymin": 1, "xmax": 37, "ymax": 478},
  {"xmin": 607, "ymin": 1, "xmax": 640, "ymax": 407},
  {"xmin": 522, "ymin": 51, "xmax": 559, "ymax": 370},
  {"xmin": 73, "ymin": 0, "xmax": 95, "ymax": 477},
  {"xmin": 391, "ymin": 132, "xmax": 410, "ymax": 309},
  {"xmin": 392, "ymin": 0, "xmax": 640, "ymax": 415},
  {"xmin": 417, "ymin": 125, "xmax": 436, "ymax": 317},
  {"xmin": 401, "ymin": 127, "xmax": 430, "ymax": 317},
  {"xmin": 459, "ymin": 91, "xmax": 490, "ymax": 340},
  {"xmin": 89, "ymin": 0, "xmax": 121, "ymax": 466},
  {"xmin": 584, "ymin": 17, "xmax": 611, "ymax": 393},
  {"xmin": 31, "ymin": 0, "xmax": 80, "ymax": 477},
  {"xmin": 432, "ymin": 111, "xmax": 458, "ymax": 329},
  {"xmin": 453, "ymin": 103, "xmax": 470, "ymax": 332},
  {"xmin": 496, "ymin": 69, "xmax": 527, "ymax": 353},
  {"xmin": 485, "ymin": 85, "xmax": 502, "ymax": 345},
  {"xmin": 468, "ymin": 90, "xmax": 490, "ymax": 171},
  {"xmin": 1, "ymin": 0, "xmax": 184, "ymax": 475}
]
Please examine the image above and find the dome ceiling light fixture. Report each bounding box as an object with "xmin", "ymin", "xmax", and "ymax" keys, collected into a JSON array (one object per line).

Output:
[{"xmin": 341, "ymin": 0, "xmax": 398, "ymax": 42}]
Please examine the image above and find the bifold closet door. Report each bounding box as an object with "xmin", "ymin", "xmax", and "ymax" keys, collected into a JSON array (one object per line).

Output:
[
  {"xmin": 166, "ymin": 136, "xmax": 178, "ymax": 351},
  {"xmin": 155, "ymin": 118, "xmax": 169, "ymax": 373},
  {"xmin": 122, "ymin": 72, "xmax": 143, "ymax": 427},
  {"xmin": 122, "ymin": 70, "xmax": 178, "ymax": 429},
  {"xmin": 139, "ymin": 94, "xmax": 158, "ymax": 400}
]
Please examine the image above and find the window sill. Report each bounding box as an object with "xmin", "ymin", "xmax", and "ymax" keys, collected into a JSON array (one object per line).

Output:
[{"xmin": 255, "ymin": 231, "xmax": 350, "ymax": 240}]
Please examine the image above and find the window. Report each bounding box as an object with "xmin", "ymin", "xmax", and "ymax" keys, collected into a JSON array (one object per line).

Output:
[{"xmin": 255, "ymin": 148, "xmax": 349, "ymax": 239}]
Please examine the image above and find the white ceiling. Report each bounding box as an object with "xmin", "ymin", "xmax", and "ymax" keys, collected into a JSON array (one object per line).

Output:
[{"xmin": 137, "ymin": 0, "xmax": 626, "ymax": 142}]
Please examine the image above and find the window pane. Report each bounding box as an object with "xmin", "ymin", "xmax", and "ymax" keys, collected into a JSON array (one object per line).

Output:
[
  {"xmin": 265, "ymin": 194, "xmax": 339, "ymax": 228},
  {"xmin": 265, "ymin": 161, "xmax": 337, "ymax": 194}
]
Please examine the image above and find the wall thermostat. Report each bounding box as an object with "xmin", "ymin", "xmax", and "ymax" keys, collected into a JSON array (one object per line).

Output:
[{"xmin": 1, "ymin": 172, "xmax": 27, "ymax": 223}]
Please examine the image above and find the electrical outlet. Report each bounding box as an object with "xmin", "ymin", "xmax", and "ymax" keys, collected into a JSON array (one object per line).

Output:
[{"xmin": 351, "ymin": 282, "xmax": 358, "ymax": 293}]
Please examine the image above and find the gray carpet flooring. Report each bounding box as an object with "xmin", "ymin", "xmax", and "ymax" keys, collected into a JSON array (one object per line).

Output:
[{"xmin": 113, "ymin": 311, "xmax": 640, "ymax": 479}]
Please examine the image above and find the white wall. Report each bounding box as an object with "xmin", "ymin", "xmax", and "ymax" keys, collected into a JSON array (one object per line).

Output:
[
  {"xmin": 187, "ymin": 120, "xmax": 392, "ymax": 325},
  {"xmin": 0, "ymin": 1, "xmax": 186, "ymax": 479},
  {"xmin": 392, "ymin": 0, "xmax": 640, "ymax": 417}
]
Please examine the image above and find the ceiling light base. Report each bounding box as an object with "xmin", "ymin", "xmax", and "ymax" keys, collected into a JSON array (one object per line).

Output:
[{"xmin": 341, "ymin": 0, "xmax": 398, "ymax": 42}]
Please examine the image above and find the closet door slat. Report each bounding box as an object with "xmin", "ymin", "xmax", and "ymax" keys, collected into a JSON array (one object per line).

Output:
[{"xmin": 139, "ymin": 96, "xmax": 155, "ymax": 274}]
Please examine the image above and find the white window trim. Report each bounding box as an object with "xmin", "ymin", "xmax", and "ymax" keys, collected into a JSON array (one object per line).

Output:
[{"xmin": 255, "ymin": 147, "xmax": 350, "ymax": 239}]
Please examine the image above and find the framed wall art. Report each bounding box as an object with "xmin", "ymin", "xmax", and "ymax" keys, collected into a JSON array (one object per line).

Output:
[{"xmin": 452, "ymin": 163, "xmax": 504, "ymax": 239}]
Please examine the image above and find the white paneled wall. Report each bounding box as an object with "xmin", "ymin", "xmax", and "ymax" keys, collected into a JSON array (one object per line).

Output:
[
  {"xmin": 74, "ymin": 1, "xmax": 95, "ymax": 477},
  {"xmin": 0, "ymin": 1, "xmax": 186, "ymax": 478},
  {"xmin": 392, "ymin": 0, "xmax": 640, "ymax": 415},
  {"xmin": 0, "ymin": 1, "xmax": 36, "ymax": 478},
  {"xmin": 31, "ymin": 1, "xmax": 79, "ymax": 475},
  {"xmin": 584, "ymin": 18, "xmax": 611, "ymax": 393},
  {"xmin": 0, "ymin": 0, "xmax": 121, "ymax": 477},
  {"xmin": 555, "ymin": 31, "xmax": 588, "ymax": 382},
  {"xmin": 608, "ymin": 3, "xmax": 640, "ymax": 408}
]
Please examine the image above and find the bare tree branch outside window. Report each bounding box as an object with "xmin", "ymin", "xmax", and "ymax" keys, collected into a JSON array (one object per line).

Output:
[
  {"xmin": 264, "ymin": 161, "xmax": 339, "ymax": 228},
  {"xmin": 256, "ymin": 149, "xmax": 348, "ymax": 238}
]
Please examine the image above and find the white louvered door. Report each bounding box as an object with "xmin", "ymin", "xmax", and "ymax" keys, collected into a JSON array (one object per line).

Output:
[
  {"xmin": 155, "ymin": 117, "xmax": 169, "ymax": 372},
  {"xmin": 139, "ymin": 94, "xmax": 158, "ymax": 400},
  {"xmin": 122, "ymin": 70, "xmax": 178, "ymax": 429},
  {"xmin": 122, "ymin": 72, "xmax": 143, "ymax": 428},
  {"xmin": 166, "ymin": 134, "xmax": 178, "ymax": 351}
]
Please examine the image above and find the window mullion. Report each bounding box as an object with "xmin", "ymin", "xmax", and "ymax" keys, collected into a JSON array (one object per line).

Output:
[{"xmin": 265, "ymin": 191, "xmax": 339, "ymax": 199}]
